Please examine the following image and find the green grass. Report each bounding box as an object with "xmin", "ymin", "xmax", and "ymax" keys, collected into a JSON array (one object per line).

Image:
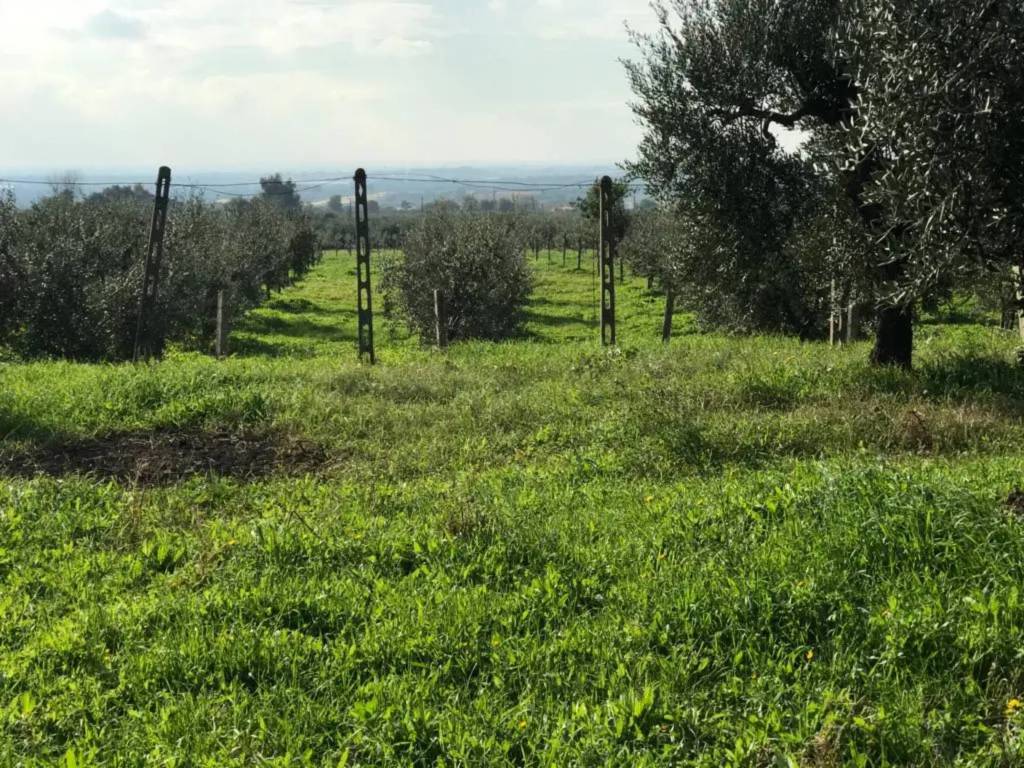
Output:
[{"xmin": 2, "ymin": 251, "xmax": 1024, "ymax": 766}]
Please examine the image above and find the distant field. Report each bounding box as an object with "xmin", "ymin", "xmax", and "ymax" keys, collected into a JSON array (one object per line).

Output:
[{"xmin": 2, "ymin": 252, "xmax": 1024, "ymax": 766}]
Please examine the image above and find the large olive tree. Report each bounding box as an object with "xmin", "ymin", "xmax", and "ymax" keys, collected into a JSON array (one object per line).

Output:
[
  {"xmin": 626, "ymin": 0, "xmax": 1024, "ymax": 367},
  {"xmin": 844, "ymin": 0, "xmax": 1024, "ymax": 328}
]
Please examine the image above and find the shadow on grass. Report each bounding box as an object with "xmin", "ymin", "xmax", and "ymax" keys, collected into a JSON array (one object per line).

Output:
[
  {"xmin": 0, "ymin": 404, "xmax": 55, "ymax": 444},
  {"xmin": 518, "ymin": 323, "xmax": 596, "ymax": 344},
  {"xmin": 636, "ymin": 414, "xmax": 984, "ymax": 477},
  {"xmin": 519, "ymin": 330, "xmax": 597, "ymax": 345},
  {"xmin": 526, "ymin": 296, "xmax": 591, "ymax": 310},
  {"xmin": 858, "ymin": 354, "xmax": 1024, "ymax": 409},
  {"xmin": 919, "ymin": 302, "xmax": 998, "ymax": 327},
  {"xmin": 521, "ymin": 310, "xmax": 593, "ymax": 333},
  {"xmin": 629, "ymin": 356, "xmax": 1024, "ymax": 476},
  {"xmin": 265, "ymin": 297, "xmax": 350, "ymax": 318},
  {"xmin": 919, "ymin": 355, "xmax": 1024, "ymax": 402},
  {"xmin": 239, "ymin": 314, "xmax": 349, "ymax": 342},
  {"xmin": 918, "ymin": 314, "xmax": 995, "ymax": 328},
  {"xmin": 228, "ymin": 336, "xmax": 346, "ymax": 359}
]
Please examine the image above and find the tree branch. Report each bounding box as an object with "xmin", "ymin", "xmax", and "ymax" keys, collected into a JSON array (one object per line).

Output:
[
  {"xmin": 714, "ymin": 72, "xmax": 859, "ymax": 130},
  {"xmin": 716, "ymin": 102, "xmax": 812, "ymax": 128}
]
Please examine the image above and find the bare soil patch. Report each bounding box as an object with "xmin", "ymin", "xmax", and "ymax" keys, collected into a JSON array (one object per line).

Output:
[
  {"xmin": 0, "ymin": 428, "xmax": 327, "ymax": 485},
  {"xmin": 1007, "ymin": 487, "xmax": 1024, "ymax": 516}
]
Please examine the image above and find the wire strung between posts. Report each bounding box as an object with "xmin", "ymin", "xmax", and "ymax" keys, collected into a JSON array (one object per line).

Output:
[
  {"xmin": 193, "ymin": 184, "xmax": 327, "ymax": 199},
  {"xmin": 0, "ymin": 179, "xmax": 329, "ymax": 200},
  {"xmin": 370, "ymin": 175, "xmax": 646, "ymax": 193},
  {"xmin": 0, "ymin": 176, "xmax": 356, "ymax": 189},
  {"xmin": 0, "ymin": 173, "xmax": 646, "ymax": 194}
]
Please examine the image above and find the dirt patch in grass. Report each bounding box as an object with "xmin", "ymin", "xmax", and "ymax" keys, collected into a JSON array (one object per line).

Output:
[
  {"xmin": 0, "ymin": 428, "xmax": 327, "ymax": 485},
  {"xmin": 1007, "ymin": 487, "xmax": 1024, "ymax": 516}
]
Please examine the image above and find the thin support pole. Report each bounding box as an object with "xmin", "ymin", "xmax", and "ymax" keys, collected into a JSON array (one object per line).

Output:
[
  {"xmin": 434, "ymin": 289, "xmax": 449, "ymax": 350},
  {"xmin": 215, "ymin": 289, "xmax": 227, "ymax": 359},
  {"xmin": 354, "ymin": 168, "xmax": 376, "ymax": 364},
  {"xmin": 829, "ymin": 278, "xmax": 837, "ymax": 347},
  {"xmin": 134, "ymin": 166, "xmax": 172, "ymax": 363},
  {"xmin": 1015, "ymin": 266, "xmax": 1024, "ymax": 340},
  {"xmin": 599, "ymin": 176, "xmax": 617, "ymax": 346}
]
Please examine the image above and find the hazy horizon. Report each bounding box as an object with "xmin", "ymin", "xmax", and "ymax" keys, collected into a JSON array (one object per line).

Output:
[
  {"xmin": 0, "ymin": 163, "xmax": 633, "ymax": 208},
  {"xmin": 0, "ymin": 162, "xmax": 627, "ymax": 176}
]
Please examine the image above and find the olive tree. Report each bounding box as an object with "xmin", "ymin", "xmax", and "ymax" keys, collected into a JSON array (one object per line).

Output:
[
  {"xmin": 843, "ymin": 0, "xmax": 1024, "ymax": 342},
  {"xmin": 8, "ymin": 194, "xmax": 148, "ymax": 359},
  {"xmin": 0, "ymin": 192, "xmax": 21, "ymax": 345},
  {"xmin": 382, "ymin": 204, "xmax": 532, "ymax": 343},
  {"xmin": 576, "ymin": 178, "xmax": 630, "ymax": 244},
  {"xmin": 3, "ymin": 190, "xmax": 317, "ymax": 360},
  {"xmin": 625, "ymin": 0, "xmax": 1024, "ymax": 367}
]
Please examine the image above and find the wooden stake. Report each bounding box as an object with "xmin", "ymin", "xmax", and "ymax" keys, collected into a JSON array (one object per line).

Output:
[
  {"xmin": 829, "ymin": 279, "xmax": 837, "ymax": 347},
  {"xmin": 215, "ymin": 289, "xmax": 227, "ymax": 359},
  {"xmin": 1015, "ymin": 266, "xmax": 1024, "ymax": 340},
  {"xmin": 434, "ymin": 289, "xmax": 448, "ymax": 350}
]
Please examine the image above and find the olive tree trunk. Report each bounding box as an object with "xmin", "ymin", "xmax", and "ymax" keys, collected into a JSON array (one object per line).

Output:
[{"xmin": 870, "ymin": 305, "xmax": 913, "ymax": 368}]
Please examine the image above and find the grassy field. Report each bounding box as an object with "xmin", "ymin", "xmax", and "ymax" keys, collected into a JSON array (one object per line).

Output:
[{"xmin": 2, "ymin": 251, "xmax": 1024, "ymax": 766}]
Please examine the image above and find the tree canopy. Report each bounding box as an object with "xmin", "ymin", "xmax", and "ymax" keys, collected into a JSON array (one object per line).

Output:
[
  {"xmin": 259, "ymin": 174, "xmax": 303, "ymax": 214},
  {"xmin": 626, "ymin": 0, "xmax": 1024, "ymax": 367}
]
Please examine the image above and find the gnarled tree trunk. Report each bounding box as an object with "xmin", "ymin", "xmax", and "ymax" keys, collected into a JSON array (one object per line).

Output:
[{"xmin": 870, "ymin": 305, "xmax": 913, "ymax": 368}]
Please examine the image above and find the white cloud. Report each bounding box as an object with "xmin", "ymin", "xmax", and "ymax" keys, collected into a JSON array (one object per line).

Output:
[
  {"xmin": 480, "ymin": 0, "xmax": 658, "ymax": 41},
  {"xmin": 1, "ymin": 1, "xmax": 436, "ymax": 58},
  {"xmin": 0, "ymin": 1, "xmax": 433, "ymax": 166},
  {"xmin": 140, "ymin": 0, "xmax": 437, "ymax": 55},
  {"xmin": 519, "ymin": 0, "xmax": 657, "ymax": 40},
  {"xmin": 0, "ymin": 0, "xmax": 652, "ymax": 168},
  {"xmin": 82, "ymin": 9, "xmax": 146, "ymax": 39},
  {"xmin": 0, "ymin": 1, "xmax": 436, "ymax": 126}
]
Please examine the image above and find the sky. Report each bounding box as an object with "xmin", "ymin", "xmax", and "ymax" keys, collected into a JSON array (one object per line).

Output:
[{"xmin": 0, "ymin": 0, "xmax": 662, "ymax": 171}]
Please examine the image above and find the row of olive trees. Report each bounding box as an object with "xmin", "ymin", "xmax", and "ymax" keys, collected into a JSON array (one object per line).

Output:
[
  {"xmin": 619, "ymin": 199, "xmax": 836, "ymax": 340},
  {"xmin": 315, "ymin": 211, "xmax": 417, "ymax": 253},
  {"xmin": 313, "ymin": 206, "xmax": 599, "ymax": 269},
  {"xmin": 0, "ymin": 190, "xmax": 317, "ymax": 360},
  {"xmin": 371, "ymin": 191, "xmax": 648, "ymax": 344},
  {"xmin": 519, "ymin": 212, "xmax": 595, "ymax": 268},
  {"xmin": 313, "ymin": 203, "xmax": 603, "ymax": 346}
]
